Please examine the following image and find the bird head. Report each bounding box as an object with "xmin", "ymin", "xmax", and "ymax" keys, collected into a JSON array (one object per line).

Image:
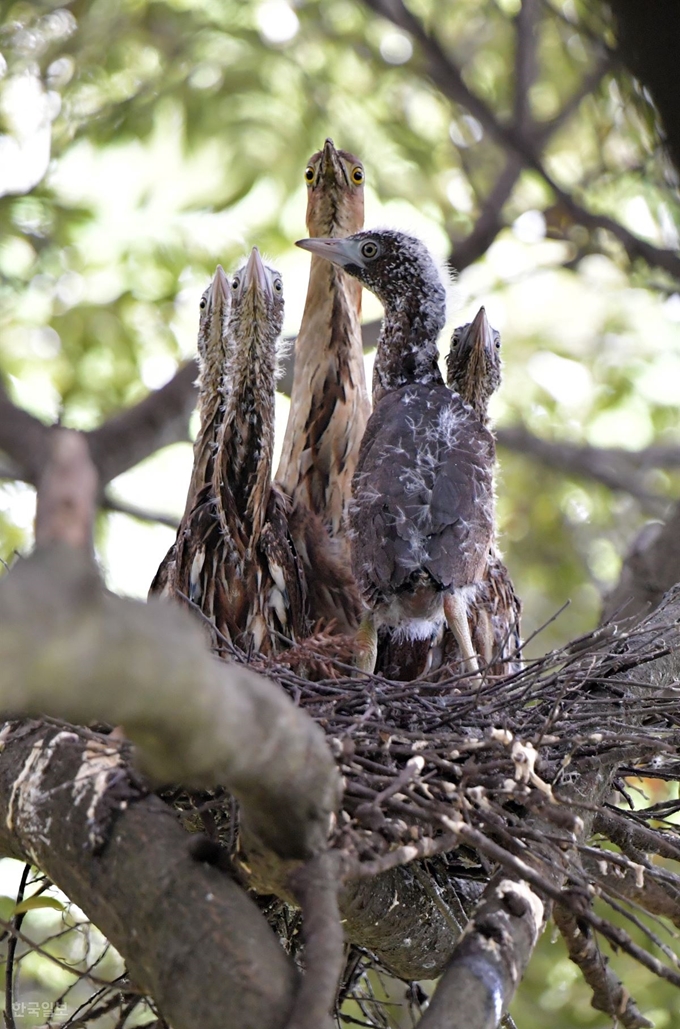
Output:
[
  {"xmin": 446, "ymin": 306, "xmax": 502, "ymax": 415},
  {"xmin": 197, "ymin": 264, "xmax": 229, "ymax": 364},
  {"xmin": 229, "ymin": 247, "xmax": 285, "ymax": 343},
  {"xmin": 296, "ymin": 229, "xmax": 446, "ymax": 315},
  {"xmin": 304, "ymin": 138, "xmax": 365, "ymax": 237}
]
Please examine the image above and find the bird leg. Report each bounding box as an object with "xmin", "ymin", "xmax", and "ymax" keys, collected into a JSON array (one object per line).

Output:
[
  {"xmin": 475, "ymin": 609, "xmax": 495, "ymax": 668},
  {"xmin": 354, "ymin": 614, "xmax": 378, "ymax": 674},
  {"xmin": 444, "ymin": 591, "xmax": 481, "ymax": 682}
]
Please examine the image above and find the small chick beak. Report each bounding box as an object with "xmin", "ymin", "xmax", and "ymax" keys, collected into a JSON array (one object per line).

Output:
[
  {"xmin": 243, "ymin": 246, "xmax": 271, "ymax": 300},
  {"xmin": 212, "ymin": 264, "xmax": 229, "ymax": 306},
  {"xmin": 296, "ymin": 236, "xmax": 358, "ymax": 268},
  {"xmin": 468, "ymin": 306, "xmax": 494, "ymax": 359},
  {"xmin": 319, "ymin": 137, "xmax": 344, "ymax": 185}
]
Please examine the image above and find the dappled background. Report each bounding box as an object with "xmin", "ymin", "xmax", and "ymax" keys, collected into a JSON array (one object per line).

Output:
[{"xmin": 1, "ymin": 0, "xmax": 680, "ymax": 1025}]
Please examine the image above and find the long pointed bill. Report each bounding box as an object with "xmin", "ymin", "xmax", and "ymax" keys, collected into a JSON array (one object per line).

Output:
[
  {"xmin": 319, "ymin": 137, "xmax": 344, "ymax": 185},
  {"xmin": 468, "ymin": 306, "xmax": 495, "ymax": 359},
  {"xmin": 212, "ymin": 264, "xmax": 229, "ymax": 306},
  {"xmin": 296, "ymin": 236, "xmax": 361, "ymax": 269},
  {"xmin": 243, "ymin": 246, "xmax": 271, "ymax": 299}
]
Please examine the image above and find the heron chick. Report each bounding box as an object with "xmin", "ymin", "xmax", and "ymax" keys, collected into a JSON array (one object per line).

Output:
[
  {"xmin": 277, "ymin": 138, "xmax": 369, "ymax": 540},
  {"xmin": 447, "ymin": 307, "xmax": 522, "ymax": 676},
  {"xmin": 296, "ymin": 230, "xmax": 495, "ymax": 676},
  {"xmin": 149, "ymin": 264, "xmax": 230, "ymax": 600}
]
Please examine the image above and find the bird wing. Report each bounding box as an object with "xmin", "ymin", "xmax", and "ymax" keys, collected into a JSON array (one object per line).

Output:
[
  {"xmin": 288, "ymin": 500, "xmax": 362, "ymax": 633},
  {"xmin": 350, "ymin": 385, "xmax": 495, "ymax": 606}
]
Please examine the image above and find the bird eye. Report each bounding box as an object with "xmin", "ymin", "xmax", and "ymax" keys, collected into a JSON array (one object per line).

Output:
[
  {"xmin": 495, "ymin": 341, "xmax": 501, "ymax": 349},
  {"xmin": 351, "ymin": 166, "xmax": 364, "ymax": 184},
  {"xmin": 273, "ymin": 278, "xmax": 283, "ymax": 293},
  {"xmin": 231, "ymin": 276, "xmax": 240, "ymax": 291},
  {"xmin": 360, "ymin": 240, "xmax": 379, "ymax": 259},
  {"xmin": 199, "ymin": 298, "xmax": 207, "ymax": 310},
  {"xmin": 304, "ymin": 166, "xmax": 315, "ymax": 183}
]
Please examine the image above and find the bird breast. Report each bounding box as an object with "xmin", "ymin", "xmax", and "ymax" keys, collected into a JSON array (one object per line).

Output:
[{"xmin": 349, "ymin": 385, "xmax": 496, "ymax": 613}]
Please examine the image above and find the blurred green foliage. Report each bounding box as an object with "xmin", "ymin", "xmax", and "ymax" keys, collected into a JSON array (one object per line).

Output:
[{"xmin": 1, "ymin": 1, "xmax": 680, "ymax": 1023}]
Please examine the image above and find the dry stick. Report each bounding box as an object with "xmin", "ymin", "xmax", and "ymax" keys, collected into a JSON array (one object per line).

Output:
[
  {"xmin": 553, "ymin": 904, "xmax": 652, "ymax": 1029},
  {"xmin": 286, "ymin": 852, "xmax": 345, "ymax": 1029}
]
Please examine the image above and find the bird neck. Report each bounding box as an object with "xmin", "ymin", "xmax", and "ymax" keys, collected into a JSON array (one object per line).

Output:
[
  {"xmin": 372, "ymin": 292, "xmax": 445, "ymax": 402},
  {"xmin": 455, "ymin": 367, "xmax": 490, "ymax": 424},
  {"xmin": 297, "ymin": 257, "xmax": 362, "ymax": 362},
  {"xmin": 214, "ymin": 330, "xmax": 277, "ymax": 538},
  {"xmin": 450, "ymin": 347, "xmax": 495, "ymax": 424},
  {"xmin": 196, "ymin": 343, "xmax": 227, "ymax": 433}
]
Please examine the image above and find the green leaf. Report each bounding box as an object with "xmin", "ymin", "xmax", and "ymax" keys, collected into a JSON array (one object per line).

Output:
[{"xmin": 12, "ymin": 895, "xmax": 65, "ymax": 916}]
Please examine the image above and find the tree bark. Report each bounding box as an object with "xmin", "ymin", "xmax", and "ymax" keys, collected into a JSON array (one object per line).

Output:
[{"xmin": 0, "ymin": 721, "xmax": 298, "ymax": 1029}]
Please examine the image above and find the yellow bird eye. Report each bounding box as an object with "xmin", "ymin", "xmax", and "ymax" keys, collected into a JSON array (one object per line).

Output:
[
  {"xmin": 351, "ymin": 166, "xmax": 364, "ymax": 184},
  {"xmin": 304, "ymin": 166, "xmax": 315, "ymax": 183}
]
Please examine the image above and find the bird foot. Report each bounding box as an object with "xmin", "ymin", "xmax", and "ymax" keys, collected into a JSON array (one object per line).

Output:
[{"xmin": 354, "ymin": 616, "xmax": 378, "ymax": 675}]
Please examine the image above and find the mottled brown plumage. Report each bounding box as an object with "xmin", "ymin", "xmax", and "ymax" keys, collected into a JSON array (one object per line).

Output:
[
  {"xmin": 277, "ymin": 138, "xmax": 369, "ymax": 540},
  {"xmin": 297, "ymin": 231, "xmax": 496, "ymax": 675}
]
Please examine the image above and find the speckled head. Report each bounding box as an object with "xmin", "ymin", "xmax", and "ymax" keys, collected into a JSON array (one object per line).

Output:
[
  {"xmin": 446, "ymin": 306, "xmax": 502, "ymax": 417},
  {"xmin": 304, "ymin": 138, "xmax": 365, "ymax": 237},
  {"xmin": 229, "ymin": 247, "xmax": 285, "ymax": 341},
  {"xmin": 197, "ymin": 264, "xmax": 230, "ymax": 364},
  {"xmin": 296, "ymin": 229, "xmax": 447, "ymax": 326}
]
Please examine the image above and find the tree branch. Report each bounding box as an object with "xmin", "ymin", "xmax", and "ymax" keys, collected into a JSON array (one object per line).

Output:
[
  {"xmin": 362, "ymin": 0, "xmax": 680, "ymax": 281},
  {"xmin": 87, "ymin": 361, "xmax": 197, "ymax": 485},
  {"xmin": 0, "ymin": 722, "xmax": 298, "ymax": 1029},
  {"xmin": 417, "ymin": 875, "xmax": 544, "ymax": 1029},
  {"xmin": 0, "ymin": 545, "xmax": 341, "ymax": 861},
  {"xmin": 286, "ymin": 852, "xmax": 345, "ymax": 1029},
  {"xmin": 496, "ymin": 425, "xmax": 675, "ymax": 511},
  {"xmin": 553, "ymin": 903, "xmax": 652, "ymax": 1029}
]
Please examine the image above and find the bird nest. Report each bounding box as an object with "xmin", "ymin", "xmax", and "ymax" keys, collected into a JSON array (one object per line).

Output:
[{"xmin": 179, "ymin": 595, "xmax": 680, "ymax": 1012}]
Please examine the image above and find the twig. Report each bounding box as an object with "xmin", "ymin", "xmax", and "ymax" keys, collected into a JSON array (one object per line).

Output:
[{"xmin": 4, "ymin": 864, "xmax": 31, "ymax": 1029}]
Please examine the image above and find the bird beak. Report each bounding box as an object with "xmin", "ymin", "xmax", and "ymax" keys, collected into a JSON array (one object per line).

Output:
[
  {"xmin": 243, "ymin": 246, "xmax": 271, "ymax": 300},
  {"xmin": 468, "ymin": 306, "xmax": 494, "ymax": 359},
  {"xmin": 319, "ymin": 137, "xmax": 344, "ymax": 185},
  {"xmin": 295, "ymin": 236, "xmax": 361, "ymax": 269},
  {"xmin": 212, "ymin": 264, "xmax": 229, "ymax": 306}
]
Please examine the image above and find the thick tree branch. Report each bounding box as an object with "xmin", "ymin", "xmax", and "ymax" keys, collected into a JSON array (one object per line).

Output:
[
  {"xmin": 0, "ymin": 722, "xmax": 298, "ymax": 1029},
  {"xmin": 0, "ymin": 545, "xmax": 341, "ymax": 861},
  {"xmin": 0, "ymin": 379, "xmax": 51, "ymax": 483},
  {"xmin": 417, "ymin": 875, "xmax": 544, "ymax": 1029},
  {"xmin": 496, "ymin": 425, "xmax": 675, "ymax": 511},
  {"xmin": 87, "ymin": 361, "xmax": 196, "ymax": 484}
]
